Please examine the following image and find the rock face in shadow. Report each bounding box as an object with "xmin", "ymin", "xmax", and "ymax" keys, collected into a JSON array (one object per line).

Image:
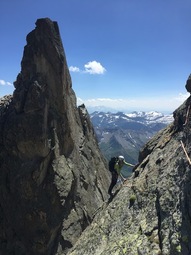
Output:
[
  {"xmin": 67, "ymin": 87, "xmax": 191, "ymax": 254},
  {"xmin": 0, "ymin": 18, "xmax": 109, "ymax": 255}
]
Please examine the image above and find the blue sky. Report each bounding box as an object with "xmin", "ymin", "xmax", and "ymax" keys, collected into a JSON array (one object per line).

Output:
[{"xmin": 1, "ymin": 0, "xmax": 191, "ymax": 113}]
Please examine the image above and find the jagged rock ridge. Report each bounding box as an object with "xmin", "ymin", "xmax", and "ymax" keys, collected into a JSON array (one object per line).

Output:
[
  {"xmin": 67, "ymin": 85, "xmax": 191, "ymax": 254},
  {"xmin": 0, "ymin": 18, "xmax": 109, "ymax": 255}
]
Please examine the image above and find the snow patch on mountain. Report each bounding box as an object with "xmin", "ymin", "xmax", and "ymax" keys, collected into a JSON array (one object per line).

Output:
[
  {"xmin": 90, "ymin": 111, "xmax": 173, "ymax": 126},
  {"xmin": 90, "ymin": 110, "xmax": 173, "ymax": 164},
  {"xmin": 125, "ymin": 111, "xmax": 173, "ymax": 124}
]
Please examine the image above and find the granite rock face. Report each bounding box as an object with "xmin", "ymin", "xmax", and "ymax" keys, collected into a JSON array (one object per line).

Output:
[
  {"xmin": 0, "ymin": 18, "xmax": 109, "ymax": 255},
  {"xmin": 185, "ymin": 74, "xmax": 191, "ymax": 93},
  {"xmin": 67, "ymin": 87, "xmax": 191, "ymax": 254}
]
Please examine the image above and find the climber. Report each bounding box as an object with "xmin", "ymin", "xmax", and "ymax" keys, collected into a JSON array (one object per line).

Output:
[{"xmin": 108, "ymin": 155, "xmax": 135, "ymax": 196}]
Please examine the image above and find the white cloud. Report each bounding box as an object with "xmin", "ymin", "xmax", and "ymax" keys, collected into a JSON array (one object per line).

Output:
[
  {"xmin": 175, "ymin": 92, "xmax": 190, "ymax": 102},
  {"xmin": 84, "ymin": 61, "xmax": 106, "ymax": 74},
  {"xmin": 0, "ymin": 79, "xmax": 13, "ymax": 86},
  {"xmin": 69, "ymin": 66, "xmax": 80, "ymax": 72},
  {"xmin": 69, "ymin": 61, "xmax": 106, "ymax": 75},
  {"xmin": 0, "ymin": 80, "xmax": 6, "ymax": 85},
  {"xmin": 77, "ymin": 97, "xmax": 84, "ymax": 105},
  {"xmin": 77, "ymin": 93, "xmax": 190, "ymax": 113}
]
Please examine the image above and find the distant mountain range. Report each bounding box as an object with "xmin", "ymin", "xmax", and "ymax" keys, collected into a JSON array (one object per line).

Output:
[{"xmin": 90, "ymin": 111, "xmax": 173, "ymax": 177}]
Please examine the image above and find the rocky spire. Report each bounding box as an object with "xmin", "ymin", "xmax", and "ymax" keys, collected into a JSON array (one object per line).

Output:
[{"xmin": 0, "ymin": 18, "xmax": 109, "ymax": 255}]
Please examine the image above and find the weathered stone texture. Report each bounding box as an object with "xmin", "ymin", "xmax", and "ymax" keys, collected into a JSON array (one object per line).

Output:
[
  {"xmin": 67, "ymin": 88, "xmax": 191, "ymax": 254},
  {"xmin": 0, "ymin": 18, "xmax": 109, "ymax": 255}
]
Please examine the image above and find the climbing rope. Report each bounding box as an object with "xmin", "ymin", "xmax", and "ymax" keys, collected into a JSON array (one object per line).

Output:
[{"xmin": 180, "ymin": 140, "xmax": 191, "ymax": 166}]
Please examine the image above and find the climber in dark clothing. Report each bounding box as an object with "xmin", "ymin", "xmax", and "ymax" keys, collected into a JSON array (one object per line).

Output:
[{"xmin": 108, "ymin": 155, "xmax": 134, "ymax": 196}]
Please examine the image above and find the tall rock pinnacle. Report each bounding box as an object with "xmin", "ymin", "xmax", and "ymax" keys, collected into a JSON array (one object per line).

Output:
[{"xmin": 0, "ymin": 18, "xmax": 109, "ymax": 255}]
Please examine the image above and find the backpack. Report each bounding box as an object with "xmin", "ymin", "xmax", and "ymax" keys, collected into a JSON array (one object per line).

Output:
[{"xmin": 108, "ymin": 157, "xmax": 118, "ymax": 172}]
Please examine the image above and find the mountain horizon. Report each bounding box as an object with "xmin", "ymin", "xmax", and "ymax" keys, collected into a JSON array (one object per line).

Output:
[
  {"xmin": 85, "ymin": 105, "xmax": 174, "ymax": 115},
  {"xmin": 90, "ymin": 110, "xmax": 173, "ymax": 177}
]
